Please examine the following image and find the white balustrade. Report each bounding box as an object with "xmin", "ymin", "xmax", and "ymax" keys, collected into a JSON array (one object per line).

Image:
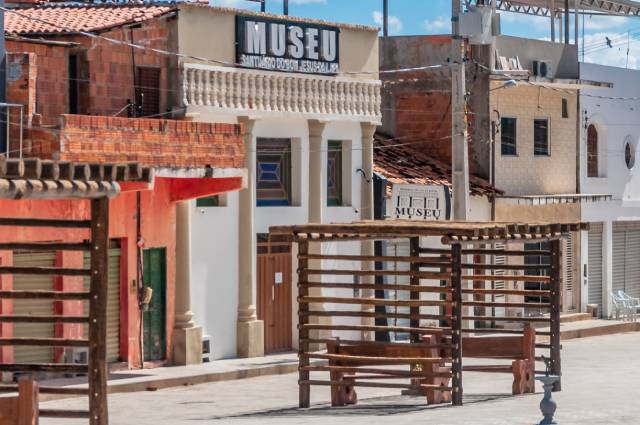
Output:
[{"xmin": 182, "ymin": 64, "xmax": 381, "ymax": 122}]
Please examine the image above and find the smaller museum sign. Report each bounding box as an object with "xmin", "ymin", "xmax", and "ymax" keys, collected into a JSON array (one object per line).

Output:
[
  {"xmin": 236, "ymin": 16, "xmax": 340, "ymax": 75},
  {"xmin": 391, "ymin": 184, "xmax": 451, "ymax": 221}
]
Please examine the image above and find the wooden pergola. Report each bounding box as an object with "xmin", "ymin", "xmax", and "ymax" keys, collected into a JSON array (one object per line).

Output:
[
  {"xmin": 270, "ymin": 220, "xmax": 588, "ymax": 408},
  {"xmin": 0, "ymin": 159, "xmax": 152, "ymax": 425}
]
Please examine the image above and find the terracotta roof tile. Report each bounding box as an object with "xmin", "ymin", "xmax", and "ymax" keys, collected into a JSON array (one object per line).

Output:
[
  {"xmin": 5, "ymin": 4, "xmax": 177, "ymax": 35},
  {"xmin": 374, "ymin": 133, "xmax": 501, "ymax": 198}
]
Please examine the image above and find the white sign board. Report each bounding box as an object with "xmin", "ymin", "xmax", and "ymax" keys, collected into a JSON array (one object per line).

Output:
[{"xmin": 391, "ymin": 184, "xmax": 450, "ymax": 221}]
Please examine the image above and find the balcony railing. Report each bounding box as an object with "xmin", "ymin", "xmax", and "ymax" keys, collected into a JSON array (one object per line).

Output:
[{"xmin": 182, "ymin": 64, "xmax": 381, "ymax": 123}]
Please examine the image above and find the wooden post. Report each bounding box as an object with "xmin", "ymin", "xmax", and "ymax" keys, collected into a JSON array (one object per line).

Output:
[
  {"xmin": 88, "ymin": 197, "xmax": 109, "ymax": 425},
  {"xmin": 409, "ymin": 237, "xmax": 420, "ymax": 343},
  {"xmin": 549, "ymin": 239, "xmax": 562, "ymax": 392},
  {"xmin": 17, "ymin": 378, "xmax": 38, "ymax": 425},
  {"xmin": 298, "ymin": 237, "xmax": 310, "ymax": 408},
  {"xmin": 451, "ymin": 243, "xmax": 463, "ymax": 406}
]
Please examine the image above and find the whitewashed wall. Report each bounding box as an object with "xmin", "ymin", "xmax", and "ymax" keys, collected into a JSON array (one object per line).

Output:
[
  {"xmin": 190, "ymin": 114, "xmax": 365, "ymax": 359},
  {"xmin": 580, "ymin": 63, "xmax": 640, "ymax": 316}
]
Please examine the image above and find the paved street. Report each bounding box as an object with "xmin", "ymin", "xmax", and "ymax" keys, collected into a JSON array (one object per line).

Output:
[{"xmin": 41, "ymin": 332, "xmax": 640, "ymax": 425}]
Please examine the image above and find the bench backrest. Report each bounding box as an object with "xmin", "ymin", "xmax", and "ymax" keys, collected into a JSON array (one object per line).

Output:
[
  {"xmin": 0, "ymin": 380, "xmax": 39, "ymax": 425},
  {"xmin": 462, "ymin": 325, "xmax": 535, "ymax": 360}
]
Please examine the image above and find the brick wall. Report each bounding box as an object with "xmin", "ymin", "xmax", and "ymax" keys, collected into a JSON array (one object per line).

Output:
[
  {"xmin": 65, "ymin": 18, "xmax": 173, "ymax": 118},
  {"xmin": 5, "ymin": 16, "xmax": 174, "ymax": 129},
  {"xmin": 29, "ymin": 115, "xmax": 244, "ymax": 169},
  {"xmin": 6, "ymin": 40, "xmax": 69, "ymax": 127},
  {"xmin": 395, "ymin": 91, "xmax": 453, "ymax": 164},
  {"xmin": 491, "ymin": 82, "xmax": 577, "ymax": 196}
]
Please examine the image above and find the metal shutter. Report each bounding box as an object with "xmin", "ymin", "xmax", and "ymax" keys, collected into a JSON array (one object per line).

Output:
[
  {"xmin": 624, "ymin": 228, "xmax": 640, "ymax": 298},
  {"xmin": 385, "ymin": 240, "xmax": 410, "ymax": 341},
  {"xmin": 587, "ymin": 223, "xmax": 604, "ymax": 312},
  {"xmin": 13, "ymin": 251, "xmax": 56, "ymax": 364},
  {"xmin": 612, "ymin": 228, "xmax": 626, "ymax": 294},
  {"xmin": 563, "ymin": 233, "xmax": 575, "ymax": 311},
  {"xmin": 84, "ymin": 248, "xmax": 121, "ymax": 363},
  {"xmin": 613, "ymin": 222, "xmax": 640, "ymax": 299},
  {"xmin": 493, "ymin": 243, "xmax": 506, "ymax": 317}
]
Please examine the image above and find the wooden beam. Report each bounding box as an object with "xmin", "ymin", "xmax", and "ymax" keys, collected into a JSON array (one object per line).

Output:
[
  {"xmin": 0, "ymin": 266, "xmax": 90, "ymax": 276},
  {"xmin": 40, "ymin": 160, "xmax": 60, "ymax": 180},
  {"xmin": 0, "ymin": 218, "xmax": 91, "ymax": 228},
  {"xmin": 0, "ymin": 290, "xmax": 90, "ymax": 300},
  {"xmin": 298, "ymin": 237, "xmax": 310, "ymax": 409},
  {"xmin": 0, "ymin": 337, "xmax": 88, "ymax": 347},
  {"xmin": 0, "ymin": 363, "xmax": 87, "ymax": 373},
  {"xmin": 22, "ymin": 158, "xmax": 42, "ymax": 179},
  {"xmin": 0, "ymin": 242, "xmax": 90, "ymax": 251},
  {"xmin": 0, "ymin": 315, "xmax": 89, "ymax": 323},
  {"xmin": 89, "ymin": 197, "xmax": 109, "ymax": 425},
  {"xmin": 451, "ymin": 243, "xmax": 463, "ymax": 406},
  {"xmin": 550, "ymin": 239, "xmax": 562, "ymax": 391}
]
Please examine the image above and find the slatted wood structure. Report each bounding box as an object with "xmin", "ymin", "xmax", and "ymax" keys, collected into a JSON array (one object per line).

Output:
[
  {"xmin": 0, "ymin": 160, "xmax": 153, "ymax": 425},
  {"xmin": 270, "ymin": 220, "xmax": 588, "ymax": 408}
]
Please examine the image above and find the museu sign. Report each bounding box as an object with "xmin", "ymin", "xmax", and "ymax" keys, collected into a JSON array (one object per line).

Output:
[
  {"xmin": 236, "ymin": 16, "xmax": 340, "ymax": 75},
  {"xmin": 391, "ymin": 184, "xmax": 451, "ymax": 221}
]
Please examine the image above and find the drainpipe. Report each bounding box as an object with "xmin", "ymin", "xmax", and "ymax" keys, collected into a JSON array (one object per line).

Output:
[{"xmin": 0, "ymin": 0, "xmax": 7, "ymax": 154}]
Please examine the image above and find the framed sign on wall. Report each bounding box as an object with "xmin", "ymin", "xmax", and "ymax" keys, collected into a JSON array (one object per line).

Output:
[
  {"xmin": 236, "ymin": 16, "xmax": 340, "ymax": 75},
  {"xmin": 391, "ymin": 184, "xmax": 451, "ymax": 221}
]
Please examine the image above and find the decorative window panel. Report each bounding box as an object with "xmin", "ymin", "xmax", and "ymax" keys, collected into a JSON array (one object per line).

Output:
[
  {"xmin": 257, "ymin": 138, "xmax": 292, "ymax": 207},
  {"xmin": 327, "ymin": 140, "xmax": 343, "ymax": 207}
]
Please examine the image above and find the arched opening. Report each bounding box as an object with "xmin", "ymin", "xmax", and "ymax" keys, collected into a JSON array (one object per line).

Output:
[{"xmin": 587, "ymin": 124, "xmax": 599, "ymax": 177}]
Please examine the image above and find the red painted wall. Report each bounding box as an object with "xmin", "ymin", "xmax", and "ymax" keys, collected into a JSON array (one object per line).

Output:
[{"xmin": 0, "ymin": 176, "xmax": 242, "ymax": 367}]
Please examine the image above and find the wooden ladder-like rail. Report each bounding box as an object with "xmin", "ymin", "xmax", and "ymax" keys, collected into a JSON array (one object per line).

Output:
[{"xmin": 0, "ymin": 198, "xmax": 110, "ymax": 425}]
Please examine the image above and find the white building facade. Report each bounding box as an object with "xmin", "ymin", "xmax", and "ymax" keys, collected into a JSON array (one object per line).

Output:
[
  {"xmin": 580, "ymin": 63, "xmax": 640, "ymax": 318},
  {"xmin": 177, "ymin": 5, "xmax": 381, "ymax": 359}
]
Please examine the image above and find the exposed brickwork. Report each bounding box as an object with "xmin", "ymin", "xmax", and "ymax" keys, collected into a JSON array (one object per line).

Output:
[
  {"xmin": 6, "ymin": 40, "xmax": 68, "ymax": 126},
  {"xmin": 64, "ymin": 18, "xmax": 173, "ymax": 118},
  {"xmin": 5, "ymin": 16, "xmax": 174, "ymax": 127},
  {"xmin": 395, "ymin": 91, "xmax": 453, "ymax": 164},
  {"xmin": 29, "ymin": 115, "xmax": 244, "ymax": 169}
]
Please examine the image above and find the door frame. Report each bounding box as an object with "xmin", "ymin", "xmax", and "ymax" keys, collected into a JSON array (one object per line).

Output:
[{"xmin": 257, "ymin": 234, "xmax": 293, "ymax": 354}]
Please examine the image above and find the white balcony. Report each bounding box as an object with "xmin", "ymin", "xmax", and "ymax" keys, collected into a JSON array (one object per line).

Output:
[{"xmin": 181, "ymin": 63, "xmax": 381, "ymax": 124}]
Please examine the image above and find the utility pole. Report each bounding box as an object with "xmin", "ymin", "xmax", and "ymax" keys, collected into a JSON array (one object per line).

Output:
[
  {"xmin": 283, "ymin": 0, "xmax": 289, "ymax": 15},
  {"xmin": 564, "ymin": 0, "xmax": 569, "ymax": 44},
  {"xmin": 383, "ymin": 0, "xmax": 388, "ymax": 37},
  {"xmin": 451, "ymin": 0, "xmax": 469, "ymax": 221}
]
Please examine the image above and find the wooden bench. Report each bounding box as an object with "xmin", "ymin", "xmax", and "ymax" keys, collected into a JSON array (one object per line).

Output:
[
  {"xmin": 0, "ymin": 379, "xmax": 39, "ymax": 425},
  {"xmin": 462, "ymin": 324, "xmax": 536, "ymax": 395},
  {"xmin": 423, "ymin": 324, "xmax": 536, "ymax": 398},
  {"xmin": 325, "ymin": 338, "xmax": 451, "ymax": 406}
]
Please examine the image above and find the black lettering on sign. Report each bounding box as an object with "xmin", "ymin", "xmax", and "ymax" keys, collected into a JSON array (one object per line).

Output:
[{"xmin": 236, "ymin": 16, "xmax": 340, "ymax": 75}]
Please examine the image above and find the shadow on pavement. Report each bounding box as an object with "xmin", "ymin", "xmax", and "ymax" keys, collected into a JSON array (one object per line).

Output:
[{"xmin": 192, "ymin": 392, "xmax": 524, "ymax": 421}]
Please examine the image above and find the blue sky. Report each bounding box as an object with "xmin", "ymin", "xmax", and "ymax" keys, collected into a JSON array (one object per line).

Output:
[{"xmin": 212, "ymin": 0, "xmax": 640, "ymax": 69}]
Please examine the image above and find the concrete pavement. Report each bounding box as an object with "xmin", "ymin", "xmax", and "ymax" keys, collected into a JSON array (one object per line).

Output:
[{"xmin": 40, "ymin": 331, "xmax": 640, "ymax": 425}]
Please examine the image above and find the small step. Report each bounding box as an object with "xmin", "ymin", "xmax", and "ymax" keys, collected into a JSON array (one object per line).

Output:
[{"xmin": 560, "ymin": 313, "xmax": 593, "ymax": 323}]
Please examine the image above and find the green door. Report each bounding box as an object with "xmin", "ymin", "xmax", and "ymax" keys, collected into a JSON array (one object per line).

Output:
[{"xmin": 143, "ymin": 248, "xmax": 166, "ymax": 361}]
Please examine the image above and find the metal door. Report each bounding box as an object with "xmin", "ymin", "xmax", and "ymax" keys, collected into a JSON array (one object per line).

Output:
[
  {"xmin": 257, "ymin": 237, "xmax": 292, "ymax": 354},
  {"xmin": 587, "ymin": 223, "xmax": 604, "ymax": 313},
  {"xmin": 613, "ymin": 222, "xmax": 640, "ymax": 298},
  {"xmin": 84, "ymin": 248, "xmax": 121, "ymax": 362},
  {"xmin": 13, "ymin": 251, "xmax": 56, "ymax": 364},
  {"xmin": 143, "ymin": 248, "xmax": 166, "ymax": 361}
]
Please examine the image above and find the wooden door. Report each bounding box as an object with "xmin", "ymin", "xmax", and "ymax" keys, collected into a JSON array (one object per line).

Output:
[
  {"xmin": 257, "ymin": 237, "xmax": 292, "ymax": 354},
  {"xmin": 143, "ymin": 248, "xmax": 166, "ymax": 361}
]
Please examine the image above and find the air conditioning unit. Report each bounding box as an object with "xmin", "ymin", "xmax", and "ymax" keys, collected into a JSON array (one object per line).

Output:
[
  {"xmin": 202, "ymin": 335, "xmax": 212, "ymax": 363},
  {"xmin": 532, "ymin": 60, "xmax": 553, "ymax": 78}
]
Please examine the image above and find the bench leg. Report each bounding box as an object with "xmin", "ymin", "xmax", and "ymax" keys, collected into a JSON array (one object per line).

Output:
[
  {"xmin": 423, "ymin": 363, "xmax": 452, "ymax": 405},
  {"xmin": 512, "ymin": 359, "xmax": 535, "ymax": 395}
]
